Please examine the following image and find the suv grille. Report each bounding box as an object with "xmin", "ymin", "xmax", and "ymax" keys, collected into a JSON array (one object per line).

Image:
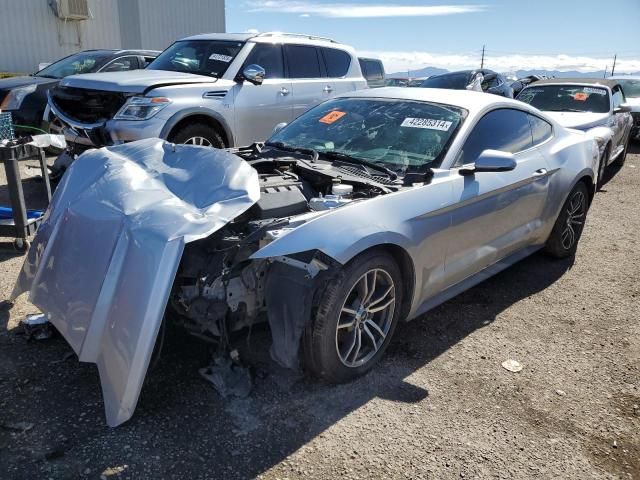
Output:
[{"xmin": 50, "ymin": 86, "xmax": 128, "ymax": 124}]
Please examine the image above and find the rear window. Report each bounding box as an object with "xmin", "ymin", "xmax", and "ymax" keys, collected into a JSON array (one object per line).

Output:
[
  {"xmin": 422, "ymin": 72, "xmax": 472, "ymax": 90},
  {"xmin": 322, "ymin": 48, "xmax": 351, "ymax": 77},
  {"xmin": 518, "ymin": 85, "xmax": 610, "ymax": 114},
  {"xmin": 284, "ymin": 45, "xmax": 322, "ymax": 78},
  {"xmin": 359, "ymin": 59, "xmax": 384, "ymax": 81}
]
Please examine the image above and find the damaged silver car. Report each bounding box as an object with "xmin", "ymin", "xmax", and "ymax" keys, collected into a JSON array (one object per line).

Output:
[{"xmin": 13, "ymin": 88, "xmax": 599, "ymax": 426}]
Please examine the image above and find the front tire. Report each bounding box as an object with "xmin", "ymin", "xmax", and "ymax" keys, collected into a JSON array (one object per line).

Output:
[
  {"xmin": 303, "ymin": 250, "xmax": 403, "ymax": 383},
  {"xmin": 169, "ymin": 123, "xmax": 225, "ymax": 149},
  {"xmin": 544, "ymin": 182, "xmax": 589, "ymax": 258}
]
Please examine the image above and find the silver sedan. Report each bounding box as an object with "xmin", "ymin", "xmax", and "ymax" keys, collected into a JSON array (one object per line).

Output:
[{"xmin": 14, "ymin": 88, "xmax": 600, "ymax": 426}]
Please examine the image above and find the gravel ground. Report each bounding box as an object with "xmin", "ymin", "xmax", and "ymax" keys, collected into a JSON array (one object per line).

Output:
[{"xmin": 0, "ymin": 146, "xmax": 638, "ymax": 480}]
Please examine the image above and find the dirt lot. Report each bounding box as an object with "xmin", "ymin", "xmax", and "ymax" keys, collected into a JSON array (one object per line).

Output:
[{"xmin": 0, "ymin": 146, "xmax": 638, "ymax": 480}]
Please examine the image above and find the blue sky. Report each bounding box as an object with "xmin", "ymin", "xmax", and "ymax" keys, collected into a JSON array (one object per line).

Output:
[{"xmin": 227, "ymin": 1, "xmax": 640, "ymax": 73}]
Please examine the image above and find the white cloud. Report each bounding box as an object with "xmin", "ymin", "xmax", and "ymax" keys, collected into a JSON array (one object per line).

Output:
[
  {"xmin": 247, "ymin": 1, "xmax": 486, "ymax": 18},
  {"xmin": 360, "ymin": 50, "xmax": 640, "ymax": 74}
]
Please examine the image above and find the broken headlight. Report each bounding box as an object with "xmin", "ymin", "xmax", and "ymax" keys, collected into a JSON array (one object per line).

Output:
[
  {"xmin": 0, "ymin": 84, "xmax": 37, "ymax": 110},
  {"xmin": 114, "ymin": 96, "xmax": 171, "ymax": 120}
]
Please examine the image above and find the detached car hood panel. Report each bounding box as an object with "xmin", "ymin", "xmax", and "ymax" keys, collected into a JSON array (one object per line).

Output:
[
  {"xmin": 59, "ymin": 69, "xmax": 217, "ymax": 93},
  {"xmin": 12, "ymin": 139, "xmax": 259, "ymax": 426}
]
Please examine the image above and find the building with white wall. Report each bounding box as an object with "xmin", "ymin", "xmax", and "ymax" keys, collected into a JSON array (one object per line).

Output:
[{"xmin": 0, "ymin": 0, "xmax": 226, "ymax": 73}]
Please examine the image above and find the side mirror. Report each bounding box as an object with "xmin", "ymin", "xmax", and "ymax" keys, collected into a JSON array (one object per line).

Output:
[
  {"xmin": 613, "ymin": 103, "xmax": 632, "ymax": 114},
  {"xmin": 459, "ymin": 149, "xmax": 517, "ymax": 175},
  {"xmin": 272, "ymin": 122, "xmax": 287, "ymax": 135},
  {"xmin": 241, "ymin": 64, "xmax": 265, "ymax": 85}
]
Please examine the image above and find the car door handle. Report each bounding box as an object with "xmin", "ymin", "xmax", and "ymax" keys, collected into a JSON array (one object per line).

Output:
[
  {"xmin": 323, "ymin": 85, "xmax": 333, "ymax": 93},
  {"xmin": 279, "ymin": 87, "xmax": 290, "ymax": 96},
  {"xmin": 532, "ymin": 168, "xmax": 548, "ymax": 176}
]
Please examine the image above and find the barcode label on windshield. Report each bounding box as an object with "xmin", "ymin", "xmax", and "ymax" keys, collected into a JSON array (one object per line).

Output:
[
  {"xmin": 401, "ymin": 118, "xmax": 452, "ymax": 131},
  {"xmin": 209, "ymin": 53, "xmax": 233, "ymax": 62}
]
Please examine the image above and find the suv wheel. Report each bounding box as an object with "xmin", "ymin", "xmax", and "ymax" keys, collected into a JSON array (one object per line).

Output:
[
  {"xmin": 170, "ymin": 124, "xmax": 225, "ymax": 149},
  {"xmin": 303, "ymin": 250, "xmax": 403, "ymax": 383}
]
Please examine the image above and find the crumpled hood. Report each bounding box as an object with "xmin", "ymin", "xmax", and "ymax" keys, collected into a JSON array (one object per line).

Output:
[
  {"xmin": 59, "ymin": 69, "xmax": 217, "ymax": 93},
  {"xmin": 12, "ymin": 138, "xmax": 259, "ymax": 426},
  {"xmin": 544, "ymin": 111, "xmax": 610, "ymax": 130}
]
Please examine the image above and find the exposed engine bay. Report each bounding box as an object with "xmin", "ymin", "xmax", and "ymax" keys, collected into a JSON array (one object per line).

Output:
[{"xmin": 170, "ymin": 144, "xmax": 403, "ymax": 357}]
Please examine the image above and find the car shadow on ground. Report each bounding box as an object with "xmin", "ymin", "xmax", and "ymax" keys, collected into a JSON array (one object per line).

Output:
[{"xmin": 0, "ymin": 250, "xmax": 575, "ymax": 478}]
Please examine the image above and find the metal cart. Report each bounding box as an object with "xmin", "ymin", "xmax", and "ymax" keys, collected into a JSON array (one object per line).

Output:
[{"xmin": 0, "ymin": 143, "xmax": 52, "ymax": 252}]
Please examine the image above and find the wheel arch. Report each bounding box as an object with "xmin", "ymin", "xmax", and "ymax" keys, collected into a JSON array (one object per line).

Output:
[{"xmin": 161, "ymin": 108, "xmax": 233, "ymax": 147}]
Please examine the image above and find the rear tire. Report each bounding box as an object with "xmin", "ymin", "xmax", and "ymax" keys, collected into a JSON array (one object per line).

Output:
[
  {"xmin": 303, "ymin": 250, "xmax": 403, "ymax": 383},
  {"xmin": 544, "ymin": 182, "xmax": 589, "ymax": 259},
  {"xmin": 169, "ymin": 123, "xmax": 225, "ymax": 149}
]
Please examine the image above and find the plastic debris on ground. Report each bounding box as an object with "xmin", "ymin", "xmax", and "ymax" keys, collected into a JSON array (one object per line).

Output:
[
  {"xmin": 199, "ymin": 350, "xmax": 252, "ymax": 399},
  {"xmin": 501, "ymin": 359, "xmax": 523, "ymax": 373},
  {"xmin": 21, "ymin": 313, "xmax": 53, "ymax": 340}
]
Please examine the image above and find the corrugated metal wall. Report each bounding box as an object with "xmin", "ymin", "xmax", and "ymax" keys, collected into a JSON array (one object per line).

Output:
[{"xmin": 0, "ymin": 0, "xmax": 226, "ymax": 73}]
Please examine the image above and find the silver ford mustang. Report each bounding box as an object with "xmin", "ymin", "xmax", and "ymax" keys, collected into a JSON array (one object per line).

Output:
[{"xmin": 13, "ymin": 88, "xmax": 599, "ymax": 426}]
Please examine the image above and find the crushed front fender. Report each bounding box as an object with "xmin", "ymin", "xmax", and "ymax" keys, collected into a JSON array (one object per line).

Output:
[{"xmin": 12, "ymin": 139, "xmax": 260, "ymax": 426}]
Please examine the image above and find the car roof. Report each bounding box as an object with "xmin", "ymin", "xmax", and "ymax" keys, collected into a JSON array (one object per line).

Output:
[
  {"xmin": 338, "ymin": 87, "xmax": 527, "ymax": 114},
  {"xmin": 532, "ymin": 77, "xmax": 619, "ymax": 89},
  {"xmin": 180, "ymin": 31, "xmax": 342, "ymax": 45},
  {"xmin": 80, "ymin": 49, "xmax": 160, "ymax": 56}
]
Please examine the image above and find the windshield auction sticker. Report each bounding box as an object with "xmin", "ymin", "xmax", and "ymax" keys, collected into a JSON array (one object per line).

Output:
[
  {"xmin": 584, "ymin": 87, "xmax": 607, "ymax": 95},
  {"xmin": 401, "ymin": 118, "xmax": 452, "ymax": 131},
  {"xmin": 574, "ymin": 92, "xmax": 589, "ymax": 101},
  {"xmin": 209, "ymin": 53, "xmax": 233, "ymax": 62},
  {"xmin": 319, "ymin": 111, "xmax": 347, "ymax": 124}
]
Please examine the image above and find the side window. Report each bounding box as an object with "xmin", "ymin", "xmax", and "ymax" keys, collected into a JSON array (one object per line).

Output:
[
  {"xmin": 612, "ymin": 87, "xmax": 624, "ymax": 108},
  {"xmin": 363, "ymin": 60, "xmax": 383, "ymax": 80},
  {"xmin": 142, "ymin": 56, "xmax": 156, "ymax": 68},
  {"xmin": 321, "ymin": 48, "xmax": 351, "ymax": 77},
  {"xmin": 243, "ymin": 44, "xmax": 284, "ymax": 79},
  {"xmin": 101, "ymin": 56, "xmax": 138, "ymax": 72},
  {"xmin": 481, "ymin": 75, "xmax": 500, "ymax": 90},
  {"xmin": 284, "ymin": 45, "xmax": 322, "ymax": 79},
  {"xmin": 528, "ymin": 114, "xmax": 553, "ymax": 146},
  {"xmin": 457, "ymin": 109, "xmax": 533, "ymax": 166}
]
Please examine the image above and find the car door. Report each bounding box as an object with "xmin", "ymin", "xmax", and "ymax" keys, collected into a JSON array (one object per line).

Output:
[
  {"xmin": 320, "ymin": 47, "xmax": 359, "ymax": 95},
  {"xmin": 611, "ymin": 86, "xmax": 630, "ymax": 153},
  {"xmin": 442, "ymin": 108, "xmax": 551, "ymax": 288},
  {"xmin": 232, "ymin": 43, "xmax": 294, "ymax": 145},
  {"xmin": 284, "ymin": 44, "xmax": 329, "ymax": 119}
]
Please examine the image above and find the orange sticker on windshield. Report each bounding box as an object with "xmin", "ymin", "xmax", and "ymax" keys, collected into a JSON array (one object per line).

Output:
[
  {"xmin": 574, "ymin": 92, "xmax": 589, "ymax": 101},
  {"xmin": 319, "ymin": 111, "xmax": 347, "ymax": 124}
]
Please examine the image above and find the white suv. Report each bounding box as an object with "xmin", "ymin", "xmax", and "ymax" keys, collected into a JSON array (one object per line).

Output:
[{"xmin": 47, "ymin": 32, "xmax": 367, "ymax": 150}]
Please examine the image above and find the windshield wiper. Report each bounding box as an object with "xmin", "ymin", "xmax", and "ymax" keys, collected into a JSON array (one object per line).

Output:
[
  {"xmin": 321, "ymin": 151, "xmax": 398, "ymax": 180},
  {"xmin": 264, "ymin": 141, "xmax": 318, "ymax": 161}
]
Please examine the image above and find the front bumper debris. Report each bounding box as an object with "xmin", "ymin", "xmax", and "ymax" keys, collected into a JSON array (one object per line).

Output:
[{"xmin": 12, "ymin": 138, "xmax": 260, "ymax": 426}]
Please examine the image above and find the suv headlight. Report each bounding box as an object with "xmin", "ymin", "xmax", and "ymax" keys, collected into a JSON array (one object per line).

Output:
[
  {"xmin": 114, "ymin": 96, "xmax": 171, "ymax": 121},
  {"xmin": 0, "ymin": 84, "xmax": 37, "ymax": 110}
]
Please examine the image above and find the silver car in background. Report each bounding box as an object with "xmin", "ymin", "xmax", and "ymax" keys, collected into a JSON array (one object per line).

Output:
[
  {"xmin": 47, "ymin": 32, "xmax": 367, "ymax": 151},
  {"xmin": 610, "ymin": 75, "xmax": 640, "ymax": 139},
  {"xmin": 517, "ymin": 78, "xmax": 633, "ymax": 187},
  {"xmin": 14, "ymin": 88, "xmax": 599, "ymax": 426}
]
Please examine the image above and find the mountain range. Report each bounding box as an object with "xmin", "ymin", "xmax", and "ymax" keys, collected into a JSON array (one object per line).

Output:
[{"xmin": 388, "ymin": 66, "xmax": 640, "ymax": 79}]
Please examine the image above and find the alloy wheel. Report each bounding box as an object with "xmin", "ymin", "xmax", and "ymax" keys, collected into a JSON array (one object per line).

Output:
[
  {"xmin": 335, "ymin": 268, "xmax": 396, "ymax": 368},
  {"xmin": 561, "ymin": 190, "xmax": 586, "ymax": 250},
  {"xmin": 184, "ymin": 136, "xmax": 213, "ymax": 147}
]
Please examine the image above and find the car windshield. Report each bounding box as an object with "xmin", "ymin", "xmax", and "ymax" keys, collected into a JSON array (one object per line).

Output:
[
  {"xmin": 617, "ymin": 79, "xmax": 640, "ymax": 98},
  {"xmin": 421, "ymin": 72, "xmax": 472, "ymax": 89},
  {"xmin": 35, "ymin": 51, "xmax": 112, "ymax": 79},
  {"xmin": 147, "ymin": 40, "xmax": 244, "ymax": 77},
  {"xmin": 518, "ymin": 85, "xmax": 610, "ymax": 113},
  {"xmin": 268, "ymin": 97, "xmax": 466, "ymax": 173}
]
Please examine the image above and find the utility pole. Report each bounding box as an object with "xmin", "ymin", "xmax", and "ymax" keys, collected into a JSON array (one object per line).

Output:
[
  {"xmin": 611, "ymin": 54, "xmax": 617, "ymax": 76},
  {"xmin": 480, "ymin": 45, "xmax": 485, "ymax": 69},
  {"xmin": 603, "ymin": 65, "xmax": 608, "ymax": 78}
]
